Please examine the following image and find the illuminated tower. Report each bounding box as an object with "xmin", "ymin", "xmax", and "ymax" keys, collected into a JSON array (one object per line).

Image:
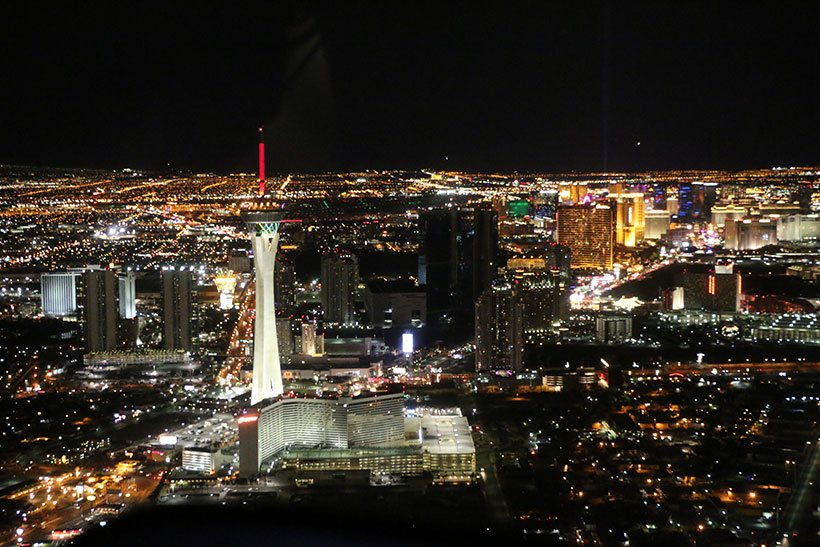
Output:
[
  {"xmin": 242, "ymin": 207, "xmax": 286, "ymax": 404},
  {"xmin": 118, "ymin": 271, "xmax": 136, "ymax": 319},
  {"xmin": 213, "ymin": 269, "xmax": 238, "ymax": 310},
  {"xmin": 611, "ymin": 193, "xmax": 645, "ymax": 247}
]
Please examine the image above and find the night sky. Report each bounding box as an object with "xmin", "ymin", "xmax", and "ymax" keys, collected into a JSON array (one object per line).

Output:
[{"xmin": 2, "ymin": 2, "xmax": 819, "ymax": 173}]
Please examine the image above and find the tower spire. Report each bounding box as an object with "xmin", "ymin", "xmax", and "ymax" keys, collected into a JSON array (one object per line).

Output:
[{"xmin": 258, "ymin": 126, "xmax": 265, "ymax": 196}]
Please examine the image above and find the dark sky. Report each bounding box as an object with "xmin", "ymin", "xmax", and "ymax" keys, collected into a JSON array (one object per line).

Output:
[{"xmin": 2, "ymin": 2, "xmax": 819, "ymax": 173}]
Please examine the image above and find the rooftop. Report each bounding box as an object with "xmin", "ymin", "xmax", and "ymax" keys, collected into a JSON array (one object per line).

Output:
[{"xmin": 420, "ymin": 414, "xmax": 475, "ymax": 456}]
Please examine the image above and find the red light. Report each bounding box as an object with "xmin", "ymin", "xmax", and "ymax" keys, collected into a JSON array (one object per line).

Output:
[{"xmin": 258, "ymin": 142, "xmax": 266, "ymax": 195}]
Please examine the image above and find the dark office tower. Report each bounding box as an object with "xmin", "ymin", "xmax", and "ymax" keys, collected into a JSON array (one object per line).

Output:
[
  {"xmin": 419, "ymin": 209, "xmax": 459, "ymax": 321},
  {"xmin": 508, "ymin": 268, "xmax": 568, "ymax": 330},
  {"xmin": 162, "ymin": 269, "xmax": 194, "ymax": 351},
  {"xmin": 699, "ymin": 182, "xmax": 718, "ymax": 221},
  {"xmin": 546, "ymin": 244, "xmax": 572, "ymax": 280},
  {"xmin": 652, "ymin": 186, "xmax": 666, "ymax": 210},
  {"xmin": 83, "ymin": 270, "xmax": 118, "ymax": 353},
  {"xmin": 678, "ymin": 183, "xmax": 695, "ymax": 219},
  {"xmin": 320, "ymin": 252, "xmax": 359, "ymax": 325},
  {"xmin": 473, "ymin": 206, "xmax": 499, "ymax": 302},
  {"xmin": 275, "ymin": 252, "xmax": 296, "ymax": 312},
  {"xmin": 276, "ymin": 317, "xmax": 294, "ymax": 365},
  {"xmin": 475, "ymin": 282, "xmax": 524, "ymax": 372}
]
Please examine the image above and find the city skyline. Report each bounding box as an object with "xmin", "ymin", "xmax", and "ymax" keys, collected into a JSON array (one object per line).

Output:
[{"xmin": 1, "ymin": 4, "xmax": 819, "ymax": 546}]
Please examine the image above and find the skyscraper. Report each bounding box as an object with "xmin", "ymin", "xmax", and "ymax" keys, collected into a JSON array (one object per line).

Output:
[
  {"xmin": 118, "ymin": 271, "xmax": 136, "ymax": 319},
  {"xmin": 612, "ymin": 193, "xmax": 645, "ymax": 247},
  {"xmin": 678, "ymin": 264, "xmax": 740, "ymax": 312},
  {"xmin": 320, "ymin": 252, "xmax": 359, "ymax": 325},
  {"xmin": 419, "ymin": 208, "xmax": 459, "ymax": 320},
  {"xmin": 678, "ymin": 183, "xmax": 694, "ymax": 219},
  {"xmin": 242, "ymin": 208, "xmax": 285, "ymax": 404},
  {"xmin": 556, "ymin": 205, "xmax": 614, "ymax": 270},
  {"xmin": 41, "ymin": 272, "xmax": 78, "ymax": 317},
  {"xmin": 300, "ymin": 322, "xmax": 322, "ymax": 356},
  {"xmin": 419, "ymin": 206, "xmax": 498, "ymax": 327},
  {"xmin": 276, "ymin": 317, "xmax": 294, "ymax": 364},
  {"xmin": 475, "ymin": 282, "xmax": 524, "ymax": 372},
  {"xmin": 473, "ymin": 205, "xmax": 499, "ymax": 301},
  {"xmin": 162, "ymin": 269, "xmax": 193, "ymax": 352},
  {"xmin": 645, "ymin": 209, "xmax": 671, "ymax": 240},
  {"xmin": 724, "ymin": 218, "xmax": 778, "ymax": 250},
  {"xmin": 83, "ymin": 269, "xmax": 118, "ymax": 352},
  {"xmin": 506, "ymin": 265, "xmax": 568, "ymax": 331},
  {"xmin": 275, "ymin": 252, "xmax": 296, "ymax": 312}
]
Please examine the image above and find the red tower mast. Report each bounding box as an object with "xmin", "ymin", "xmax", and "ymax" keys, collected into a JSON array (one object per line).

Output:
[{"xmin": 258, "ymin": 126, "xmax": 265, "ymax": 196}]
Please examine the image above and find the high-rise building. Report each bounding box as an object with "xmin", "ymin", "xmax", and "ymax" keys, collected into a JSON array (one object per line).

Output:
[
  {"xmin": 698, "ymin": 182, "xmax": 718, "ymax": 219},
  {"xmin": 651, "ymin": 186, "xmax": 666, "ymax": 210},
  {"xmin": 419, "ymin": 206, "xmax": 498, "ymax": 327},
  {"xmin": 645, "ymin": 209, "xmax": 671, "ymax": 240},
  {"xmin": 612, "ymin": 193, "xmax": 645, "ymax": 247},
  {"xmin": 300, "ymin": 322, "xmax": 323, "ymax": 356},
  {"xmin": 321, "ymin": 252, "xmax": 359, "ymax": 325},
  {"xmin": 41, "ymin": 272, "xmax": 78, "ymax": 317},
  {"xmin": 276, "ymin": 317, "xmax": 294, "ymax": 364},
  {"xmin": 118, "ymin": 271, "xmax": 136, "ymax": 319},
  {"xmin": 556, "ymin": 205, "xmax": 614, "ymax": 270},
  {"xmin": 363, "ymin": 279, "xmax": 426, "ymax": 328},
  {"xmin": 275, "ymin": 252, "xmax": 296, "ymax": 312},
  {"xmin": 559, "ymin": 182, "xmax": 589, "ymax": 204},
  {"xmin": 506, "ymin": 267, "xmax": 568, "ymax": 331},
  {"xmin": 545, "ymin": 244, "xmax": 572, "ymax": 279},
  {"xmin": 666, "ymin": 196, "xmax": 679, "ymax": 216},
  {"xmin": 419, "ymin": 208, "xmax": 459, "ymax": 319},
  {"xmin": 595, "ymin": 315, "xmax": 633, "ymax": 344},
  {"xmin": 724, "ymin": 218, "xmax": 778, "ymax": 250},
  {"xmin": 473, "ymin": 206, "xmax": 499, "ymax": 301},
  {"xmin": 777, "ymin": 214, "xmax": 820, "ymax": 241},
  {"xmin": 83, "ymin": 269, "xmax": 118, "ymax": 353},
  {"xmin": 678, "ymin": 183, "xmax": 695, "ymax": 219},
  {"xmin": 242, "ymin": 209, "xmax": 286, "ymax": 405},
  {"xmin": 678, "ymin": 264, "xmax": 740, "ymax": 312},
  {"xmin": 475, "ymin": 282, "xmax": 524, "ymax": 372},
  {"xmin": 710, "ymin": 204, "xmax": 748, "ymax": 227},
  {"xmin": 239, "ymin": 390, "xmax": 405, "ymax": 477},
  {"xmin": 162, "ymin": 269, "xmax": 193, "ymax": 352}
]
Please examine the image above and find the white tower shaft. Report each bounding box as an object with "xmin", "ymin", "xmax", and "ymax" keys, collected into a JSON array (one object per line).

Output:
[{"xmin": 245, "ymin": 214, "xmax": 285, "ymax": 405}]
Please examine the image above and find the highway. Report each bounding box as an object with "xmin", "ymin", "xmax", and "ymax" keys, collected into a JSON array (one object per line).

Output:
[
  {"xmin": 218, "ymin": 279, "xmax": 255, "ymax": 386},
  {"xmin": 461, "ymin": 394, "xmax": 511, "ymax": 529},
  {"xmin": 783, "ymin": 438, "xmax": 819, "ymax": 540}
]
